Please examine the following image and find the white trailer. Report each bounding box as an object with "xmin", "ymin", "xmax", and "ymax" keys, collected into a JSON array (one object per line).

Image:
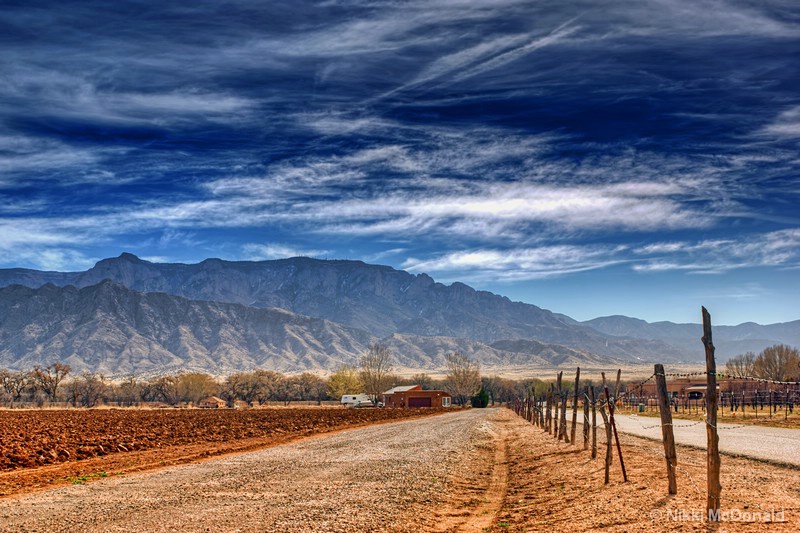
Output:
[{"xmin": 340, "ymin": 394, "xmax": 374, "ymax": 408}]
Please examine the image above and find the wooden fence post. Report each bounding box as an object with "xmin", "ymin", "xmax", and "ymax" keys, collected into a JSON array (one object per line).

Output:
[
  {"xmin": 571, "ymin": 367, "xmax": 580, "ymax": 445},
  {"xmin": 602, "ymin": 371, "xmax": 628, "ymax": 482},
  {"xmin": 599, "ymin": 405, "xmax": 612, "ymax": 484},
  {"xmin": 537, "ymin": 394, "xmax": 542, "ymax": 426},
  {"xmin": 591, "ymin": 386, "xmax": 597, "ymax": 459},
  {"xmin": 786, "ymin": 386, "xmax": 790, "ymax": 421},
  {"xmin": 560, "ymin": 393, "xmax": 569, "ymax": 443},
  {"xmin": 583, "ymin": 385, "xmax": 590, "ymax": 451},
  {"xmin": 702, "ymin": 306, "xmax": 721, "ymax": 521},
  {"xmin": 655, "ymin": 363, "xmax": 677, "ymax": 495},
  {"xmin": 742, "ymin": 390, "xmax": 745, "ymax": 418},
  {"xmin": 546, "ymin": 384, "xmax": 553, "ymax": 434},
  {"xmin": 555, "ymin": 372, "xmax": 563, "ymax": 440}
]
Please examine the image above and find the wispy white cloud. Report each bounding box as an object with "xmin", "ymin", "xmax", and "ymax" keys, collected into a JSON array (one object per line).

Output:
[
  {"xmin": 632, "ymin": 229, "xmax": 800, "ymax": 273},
  {"xmin": 0, "ymin": 238, "xmax": 96, "ymax": 271},
  {"xmin": 602, "ymin": 0, "xmax": 800, "ymax": 39},
  {"xmin": 310, "ymin": 181, "xmax": 709, "ymax": 237},
  {"xmin": 759, "ymin": 105, "xmax": 800, "ymax": 139},
  {"xmin": 0, "ymin": 66, "xmax": 256, "ymax": 128},
  {"xmin": 396, "ymin": 228, "xmax": 800, "ymax": 282},
  {"xmin": 241, "ymin": 243, "xmax": 330, "ymax": 260},
  {"xmin": 0, "ymin": 134, "xmax": 120, "ymax": 179},
  {"xmin": 403, "ymin": 244, "xmax": 626, "ymax": 281},
  {"xmin": 450, "ymin": 21, "xmax": 581, "ymax": 83}
]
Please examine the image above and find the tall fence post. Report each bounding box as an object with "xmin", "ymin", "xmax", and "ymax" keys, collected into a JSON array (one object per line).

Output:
[
  {"xmin": 583, "ymin": 385, "xmax": 590, "ymax": 451},
  {"xmin": 702, "ymin": 306, "xmax": 721, "ymax": 521},
  {"xmin": 655, "ymin": 363, "xmax": 677, "ymax": 495},
  {"xmin": 539, "ymin": 393, "xmax": 545, "ymax": 427},
  {"xmin": 571, "ymin": 367, "xmax": 580, "ymax": 445},
  {"xmin": 602, "ymin": 372, "xmax": 628, "ymax": 482},
  {"xmin": 590, "ymin": 386, "xmax": 597, "ymax": 459},
  {"xmin": 556, "ymin": 372, "xmax": 563, "ymax": 440},
  {"xmin": 599, "ymin": 405, "xmax": 612, "ymax": 484},
  {"xmin": 560, "ymin": 393, "xmax": 569, "ymax": 443}
]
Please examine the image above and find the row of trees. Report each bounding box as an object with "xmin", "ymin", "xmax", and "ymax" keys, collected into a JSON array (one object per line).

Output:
[
  {"xmin": 0, "ymin": 366, "xmax": 334, "ymax": 408},
  {"xmin": 725, "ymin": 344, "xmax": 800, "ymax": 382},
  {"xmin": 0, "ymin": 344, "xmax": 502, "ymax": 408}
]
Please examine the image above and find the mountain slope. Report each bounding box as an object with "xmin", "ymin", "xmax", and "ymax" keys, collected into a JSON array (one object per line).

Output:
[
  {"xmin": 0, "ymin": 281, "xmax": 623, "ymax": 375},
  {"xmin": 0, "ymin": 253, "xmax": 687, "ymax": 361},
  {"xmin": 583, "ymin": 315, "xmax": 800, "ymax": 360},
  {"xmin": 0, "ymin": 281, "xmax": 375, "ymax": 375}
]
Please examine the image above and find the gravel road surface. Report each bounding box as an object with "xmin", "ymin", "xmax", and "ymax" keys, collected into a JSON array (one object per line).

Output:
[
  {"xmin": 0, "ymin": 409, "xmax": 496, "ymax": 532},
  {"xmin": 614, "ymin": 414, "xmax": 800, "ymax": 466}
]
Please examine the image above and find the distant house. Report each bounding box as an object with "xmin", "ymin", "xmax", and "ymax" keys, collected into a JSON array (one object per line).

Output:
[
  {"xmin": 383, "ymin": 385, "xmax": 452, "ymax": 408},
  {"xmin": 198, "ymin": 396, "xmax": 227, "ymax": 409},
  {"xmin": 639, "ymin": 378, "xmax": 723, "ymax": 400}
]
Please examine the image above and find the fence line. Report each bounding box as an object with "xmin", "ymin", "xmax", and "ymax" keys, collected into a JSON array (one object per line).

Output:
[{"xmin": 509, "ymin": 307, "xmax": 799, "ymax": 523}]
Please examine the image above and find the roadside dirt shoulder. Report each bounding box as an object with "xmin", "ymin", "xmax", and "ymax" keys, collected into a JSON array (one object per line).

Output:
[{"xmin": 483, "ymin": 411, "xmax": 800, "ymax": 532}]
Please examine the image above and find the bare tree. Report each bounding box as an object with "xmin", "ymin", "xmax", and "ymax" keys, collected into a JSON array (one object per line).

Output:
[
  {"xmin": 220, "ymin": 372, "xmax": 246, "ymax": 407},
  {"xmin": 410, "ymin": 373, "xmax": 434, "ymax": 390},
  {"xmin": 725, "ymin": 352, "xmax": 756, "ymax": 377},
  {"xmin": 150, "ymin": 375, "xmax": 182, "ymax": 405},
  {"xmin": 32, "ymin": 363, "xmax": 71, "ymax": 403},
  {"xmin": 754, "ymin": 344, "xmax": 800, "ymax": 382},
  {"xmin": 75, "ymin": 372, "xmax": 108, "ymax": 407},
  {"xmin": 295, "ymin": 372, "xmax": 329, "ymax": 404},
  {"xmin": 444, "ymin": 351, "xmax": 481, "ymax": 406},
  {"xmin": 113, "ymin": 374, "xmax": 143, "ymax": 407},
  {"xmin": 1, "ymin": 370, "xmax": 30, "ymax": 406},
  {"xmin": 177, "ymin": 373, "xmax": 219, "ymax": 405},
  {"xmin": 252, "ymin": 370, "xmax": 284, "ymax": 405},
  {"xmin": 275, "ymin": 375, "xmax": 301, "ymax": 406},
  {"xmin": 359, "ymin": 343, "xmax": 395, "ymax": 405}
]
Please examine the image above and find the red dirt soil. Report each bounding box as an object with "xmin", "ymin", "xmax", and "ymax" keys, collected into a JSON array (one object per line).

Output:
[{"xmin": 0, "ymin": 407, "xmax": 445, "ymax": 497}]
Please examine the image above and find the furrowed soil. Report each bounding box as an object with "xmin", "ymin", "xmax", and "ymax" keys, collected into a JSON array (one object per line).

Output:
[{"xmin": 0, "ymin": 407, "xmax": 445, "ymax": 497}]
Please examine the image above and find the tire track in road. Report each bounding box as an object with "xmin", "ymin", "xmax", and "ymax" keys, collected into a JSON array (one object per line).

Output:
[{"xmin": 432, "ymin": 409, "xmax": 512, "ymax": 533}]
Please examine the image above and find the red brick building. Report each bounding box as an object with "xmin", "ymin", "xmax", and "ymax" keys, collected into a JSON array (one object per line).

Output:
[{"xmin": 382, "ymin": 385, "xmax": 452, "ymax": 408}]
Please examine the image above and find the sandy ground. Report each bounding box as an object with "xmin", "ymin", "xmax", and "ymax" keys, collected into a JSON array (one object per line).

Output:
[
  {"xmin": 2, "ymin": 407, "xmax": 799, "ymax": 532},
  {"xmin": 486, "ymin": 410, "xmax": 800, "ymax": 532}
]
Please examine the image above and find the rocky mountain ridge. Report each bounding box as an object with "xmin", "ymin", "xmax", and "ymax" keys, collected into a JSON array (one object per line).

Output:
[
  {"xmin": 1, "ymin": 253, "xmax": 796, "ymax": 373},
  {"xmin": 0, "ymin": 253, "xmax": 686, "ymax": 362},
  {"xmin": 0, "ymin": 281, "xmax": 620, "ymax": 375}
]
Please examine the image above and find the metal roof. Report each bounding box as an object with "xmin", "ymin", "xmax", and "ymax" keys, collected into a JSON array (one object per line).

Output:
[{"xmin": 383, "ymin": 385, "xmax": 419, "ymax": 394}]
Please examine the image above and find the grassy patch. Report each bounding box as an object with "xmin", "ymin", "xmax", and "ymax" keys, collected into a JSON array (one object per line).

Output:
[{"xmin": 66, "ymin": 471, "xmax": 109, "ymax": 485}]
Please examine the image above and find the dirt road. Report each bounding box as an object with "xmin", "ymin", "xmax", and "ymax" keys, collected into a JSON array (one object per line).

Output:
[
  {"xmin": 614, "ymin": 413, "xmax": 800, "ymax": 466},
  {"xmin": 0, "ymin": 409, "xmax": 503, "ymax": 532}
]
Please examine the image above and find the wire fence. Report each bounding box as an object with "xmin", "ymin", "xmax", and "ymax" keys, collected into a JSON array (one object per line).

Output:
[{"xmin": 509, "ymin": 360, "xmax": 800, "ymax": 519}]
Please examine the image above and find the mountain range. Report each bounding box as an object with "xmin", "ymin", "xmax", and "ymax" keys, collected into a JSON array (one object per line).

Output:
[{"xmin": 0, "ymin": 253, "xmax": 797, "ymax": 375}]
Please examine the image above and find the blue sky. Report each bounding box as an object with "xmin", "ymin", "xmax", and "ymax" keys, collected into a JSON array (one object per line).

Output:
[{"xmin": 1, "ymin": 0, "xmax": 799, "ymax": 325}]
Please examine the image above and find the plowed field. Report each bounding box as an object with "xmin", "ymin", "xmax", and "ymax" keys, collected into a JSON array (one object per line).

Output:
[{"xmin": 0, "ymin": 407, "xmax": 445, "ymax": 497}]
